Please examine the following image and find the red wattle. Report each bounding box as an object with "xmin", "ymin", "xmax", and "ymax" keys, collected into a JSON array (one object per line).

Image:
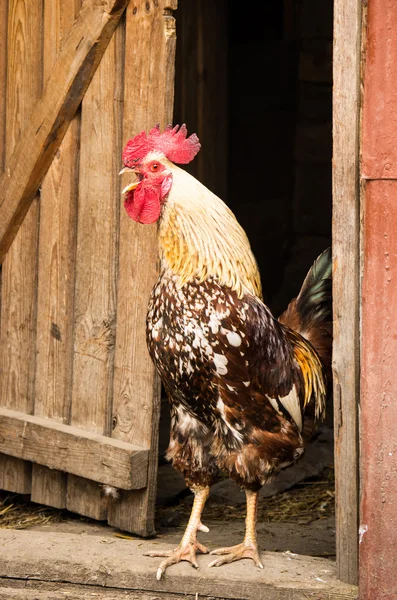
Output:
[{"xmin": 124, "ymin": 186, "xmax": 161, "ymax": 224}]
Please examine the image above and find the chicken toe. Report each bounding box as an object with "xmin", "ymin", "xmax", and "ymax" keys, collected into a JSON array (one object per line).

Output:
[
  {"xmin": 145, "ymin": 537, "xmax": 208, "ymax": 580},
  {"xmin": 209, "ymin": 488, "xmax": 263, "ymax": 570},
  {"xmin": 145, "ymin": 485, "xmax": 210, "ymax": 579},
  {"xmin": 208, "ymin": 541, "xmax": 263, "ymax": 569}
]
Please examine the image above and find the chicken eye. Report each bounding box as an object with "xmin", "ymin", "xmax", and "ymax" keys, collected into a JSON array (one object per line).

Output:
[{"xmin": 151, "ymin": 163, "xmax": 159, "ymax": 172}]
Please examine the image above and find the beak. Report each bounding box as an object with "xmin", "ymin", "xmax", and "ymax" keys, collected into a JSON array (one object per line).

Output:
[
  {"xmin": 122, "ymin": 180, "xmax": 141, "ymax": 194},
  {"xmin": 119, "ymin": 166, "xmax": 133, "ymax": 175},
  {"xmin": 119, "ymin": 166, "xmax": 141, "ymax": 194}
]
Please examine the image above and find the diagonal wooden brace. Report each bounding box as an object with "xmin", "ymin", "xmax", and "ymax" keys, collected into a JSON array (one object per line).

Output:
[{"xmin": 0, "ymin": 0, "xmax": 130, "ymax": 263}]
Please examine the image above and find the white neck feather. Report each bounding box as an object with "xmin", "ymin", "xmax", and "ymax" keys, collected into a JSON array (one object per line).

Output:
[{"xmin": 158, "ymin": 162, "xmax": 262, "ymax": 299}]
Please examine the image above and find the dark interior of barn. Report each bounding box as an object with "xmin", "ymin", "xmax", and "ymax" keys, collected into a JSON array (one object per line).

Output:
[
  {"xmin": 158, "ymin": 0, "xmax": 334, "ymax": 548},
  {"xmin": 174, "ymin": 0, "xmax": 332, "ymax": 316}
]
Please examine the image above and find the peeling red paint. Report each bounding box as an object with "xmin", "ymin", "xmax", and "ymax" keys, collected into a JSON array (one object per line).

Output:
[
  {"xmin": 360, "ymin": 181, "xmax": 397, "ymax": 600},
  {"xmin": 361, "ymin": 0, "xmax": 397, "ymax": 180},
  {"xmin": 360, "ymin": 1, "xmax": 397, "ymax": 597}
]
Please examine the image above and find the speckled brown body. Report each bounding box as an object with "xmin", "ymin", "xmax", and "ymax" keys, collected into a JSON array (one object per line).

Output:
[{"xmin": 147, "ymin": 272, "xmax": 325, "ymax": 490}]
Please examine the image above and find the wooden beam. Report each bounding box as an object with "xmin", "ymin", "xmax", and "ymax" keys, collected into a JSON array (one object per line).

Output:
[
  {"xmin": 332, "ymin": 0, "xmax": 363, "ymax": 586},
  {"xmin": 0, "ymin": 0, "xmax": 43, "ymax": 496},
  {"xmin": 108, "ymin": 0, "xmax": 177, "ymax": 537},
  {"xmin": 360, "ymin": 181, "xmax": 397, "ymax": 600},
  {"xmin": 360, "ymin": 2, "xmax": 397, "ymax": 598},
  {"xmin": 31, "ymin": 0, "xmax": 82, "ymax": 510},
  {"xmin": 0, "ymin": 408, "xmax": 148, "ymax": 490},
  {"xmin": 66, "ymin": 7, "xmax": 124, "ymax": 523},
  {"xmin": 0, "ymin": 0, "xmax": 130, "ymax": 263},
  {"xmin": 0, "ymin": 0, "xmax": 7, "ymax": 172}
]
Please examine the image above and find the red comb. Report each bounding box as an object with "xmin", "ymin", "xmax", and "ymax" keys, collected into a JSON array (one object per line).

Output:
[{"xmin": 122, "ymin": 124, "xmax": 201, "ymax": 166}]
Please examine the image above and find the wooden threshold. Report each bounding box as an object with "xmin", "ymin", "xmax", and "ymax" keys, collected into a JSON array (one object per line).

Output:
[
  {"xmin": 0, "ymin": 408, "xmax": 148, "ymax": 490},
  {"xmin": 0, "ymin": 530, "xmax": 358, "ymax": 600}
]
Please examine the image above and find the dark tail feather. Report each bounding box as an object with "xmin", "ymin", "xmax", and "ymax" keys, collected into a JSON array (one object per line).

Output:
[{"xmin": 279, "ymin": 248, "xmax": 332, "ymax": 372}]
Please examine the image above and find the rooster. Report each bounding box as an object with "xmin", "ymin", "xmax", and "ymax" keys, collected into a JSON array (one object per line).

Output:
[{"xmin": 120, "ymin": 124, "xmax": 332, "ymax": 580}]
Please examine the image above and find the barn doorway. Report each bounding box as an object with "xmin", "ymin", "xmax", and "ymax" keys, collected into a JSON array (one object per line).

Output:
[
  {"xmin": 228, "ymin": 1, "xmax": 332, "ymax": 316},
  {"xmin": 155, "ymin": 0, "xmax": 336, "ymax": 573},
  {"xmin": 174, "ymin": 0, "xmax": 332, "ymax": 316},
  {"xmin": 0, "ymin": 0, "xmax": 362, "ymax": 593},
  {"xmin": 171, "ymin": 0, "xmax": 362, "ymax": 587}
]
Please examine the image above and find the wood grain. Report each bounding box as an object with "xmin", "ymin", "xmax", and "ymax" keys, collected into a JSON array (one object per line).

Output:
[
  {"xmin": 0, "ymin": 0, "xmax": 130, "ymax": 263},
  {"xmin": 360, "ymin": 180, "xmax": 397, "ymax": 600},
  {"xmin": 0, "ymin": 529, "xmax": 359, "ymax": 600},
  {"xmin": 0, "ymin": 407, "xmax": 148, "ymax": 489},
  {"xmin": 108, "ymin": 0, "xmax": 177, "ymax": 536},
  {"xmin": 361, "ymin": 2, "xmax": 397, "ymax": 180},
  {"xmin": 0, "ymin": 0, "xmax": 7, "ymax": 172},
  {"xmin": 0, "ymin": 0, "xmax": 43, "ymax": 494},
  {"xmin": 66, "ymin": 475, "xmax": 105, "ymax": 521},
  {"xmin": 66, "ymin": 15, "xmax": 124, "ymax": 521},
  {"xmin": 31, "ymin": 0, "xmax": 81, "ymax": 509},
  {"xmin": 360, "ymin": 3, "xmax": 397, "ymax": 597},
  {"xmin": 332, "ymin": 0, "xmax": 363, "ymax": 585}
]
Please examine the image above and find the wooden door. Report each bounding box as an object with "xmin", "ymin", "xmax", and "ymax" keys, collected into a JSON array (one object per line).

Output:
[{"xmin": 0, "ymin": 0, "xmax": 177, "ymax": 536}]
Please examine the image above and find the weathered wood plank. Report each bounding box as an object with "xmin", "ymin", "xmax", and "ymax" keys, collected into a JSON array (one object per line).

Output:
[
  {"xmin": 66, "ymin": 14, "xmax": 124, "ymax": 521},
  {"xmin": 0, "ymin": 0, "xmax": 130, "ymax": 264},
  {"xmin": 0, "ymin": 0, "xmax": 43, "ymax": 494},
  {"xmin": 0, "ymin": 408, "xmax": 148, "ymax": 490},
  {"xmin": 0, "ymin": 530, "xmax": 359, "ymax": 600},
  {"xmin": 0, "ymin": 0, "xmax": 7, "ymax": 172},
  {"xmin": 1, "ymin": 584, "xmax": 182, "ymax": 600},
  {"xmin": 31, "ymin": 0, "xmax": 82, "ymax": 510},
  {"xmin": 108, "ymin": 0, "xmax": 177, "ymax": 536},
  {"xmin": 360, "ymin": 3, "xmax": 397, "ymax": 598},
  {"xmin": 0, "ymin": 580, "xmax": 358, "ymax": 600},
  {"xmin": 361, "ymin": 4, "xmax": 397, "ymax": 180},
  {"xmin": 0, "ymin": 2, "xmax": 10, "ymax": 489},
  {"xmin": 332, "ymin": 0, "xmax": 362, "ymax": 586},
  {"xmin": 3, "ymin": 0, "xmax": 43, "ymax": 154},
  {"xmin": 360, "ymin": 180, "xmax": 397, "ymax": 600},
  {"xmin": 66, "ymin": 476, "xmax": 106, "ymax": 521}
]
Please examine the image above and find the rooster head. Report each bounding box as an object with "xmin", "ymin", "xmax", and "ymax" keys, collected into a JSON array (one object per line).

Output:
[{"xmin": 120, "ymin": 124, "xmax": 201, "ymax": 224}]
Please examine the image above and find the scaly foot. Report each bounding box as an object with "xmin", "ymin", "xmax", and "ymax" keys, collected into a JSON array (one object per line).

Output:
[
  {"xmin": 208, "ymin": 541, "xmax": 264, "ymax": 569},
  {"xmin": 145, "ymin": 485, "xmax": 211, "ymax": 580},
  {"xmin": 145, "ymin": 535, "xmax": 209, "ymax": 580}
]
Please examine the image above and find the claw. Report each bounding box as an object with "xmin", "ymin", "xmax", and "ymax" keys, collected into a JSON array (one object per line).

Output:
[
  {"xmin": 208, "ymin": 542, "xmax": 264, "ymax": 569},
  {"xmin": 145, "ymin": 486, "xmax": 210, "ymax": 579},
  {"xmin": 147, "ymin": 541, "xmax": 208, "ymax": 579}
]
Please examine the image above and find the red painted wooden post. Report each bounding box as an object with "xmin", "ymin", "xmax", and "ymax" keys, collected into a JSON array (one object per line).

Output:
[{"xmin": 360, "ymin": 1, "xmax": 397, "ymax": 598}]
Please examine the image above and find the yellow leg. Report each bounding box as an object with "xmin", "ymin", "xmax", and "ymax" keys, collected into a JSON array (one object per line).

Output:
[
  {"xmin": 209, "ymin": 489, "xmax": 263, "ymax": 569},
  {"xmin": 145, "ymin": 485, "xmax": 210, "ymax": 580}
]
